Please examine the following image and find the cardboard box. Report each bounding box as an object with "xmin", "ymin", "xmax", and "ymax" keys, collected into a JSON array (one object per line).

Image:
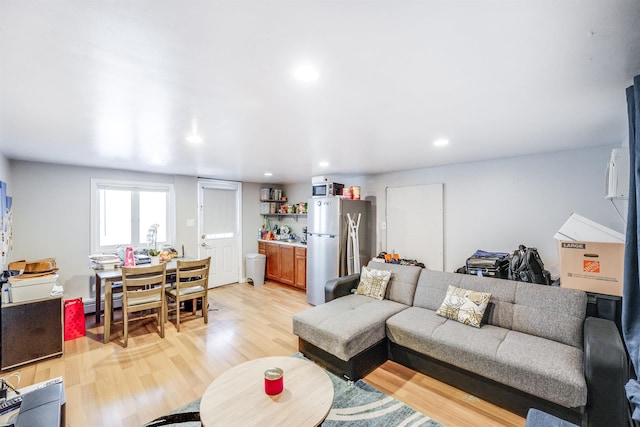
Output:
[
  {"xmin": 557, "ymin": 240, "xmax": 624, "ymax": 296},
  {"xmin": 555, "ymin": 213, "xmax": 625, "ymax": 296},
  {"xmin": 554, "ymin": 213, "xmax": 625, "ymax": 243}
]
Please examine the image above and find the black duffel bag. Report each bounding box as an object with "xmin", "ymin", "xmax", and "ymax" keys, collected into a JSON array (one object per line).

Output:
[{"xmin": 508, "ymin": 245, "xmax": 551, "ymax": 285}]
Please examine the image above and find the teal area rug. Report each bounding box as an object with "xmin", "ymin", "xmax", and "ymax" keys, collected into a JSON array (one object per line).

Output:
[
  {"xmin": 321, "ymin": 371, "xmax": 442, "ymax": 426},
  {"xmin": 144, "ymin": 356, "xmax": 444, "ymax": 427}
]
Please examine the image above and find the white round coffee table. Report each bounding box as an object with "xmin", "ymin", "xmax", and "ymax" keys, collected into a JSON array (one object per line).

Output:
[{"xmin": 200, "ymin": 356, "xmax": 334, "ymax": 427}]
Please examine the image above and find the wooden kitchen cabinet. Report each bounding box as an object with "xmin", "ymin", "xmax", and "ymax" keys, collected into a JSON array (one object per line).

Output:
[
  {"xmin": 261, "ymin": 241, "xmax": 306, "ymax": 290},
  {"xmin": 294, "ymin": 247, "xmax": 307, "ymax": 290},
  {"xmin": 279, "ymin": 245, "xmax": 295, "ymax": 286},
  {"xmin": 265, "ymin": 242, "xmax": 280, "ymax": 280}
]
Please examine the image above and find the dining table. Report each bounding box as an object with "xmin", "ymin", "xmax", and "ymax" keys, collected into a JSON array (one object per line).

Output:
[{"xmin": 94, "ymin": 258, "xmax": 182, "ymax": 344}]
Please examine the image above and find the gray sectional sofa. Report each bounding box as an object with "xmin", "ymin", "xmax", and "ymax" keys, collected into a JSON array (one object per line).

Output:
[{"xmin": 292, "ymin": 261, "xmax": 628, "ymax": 427}]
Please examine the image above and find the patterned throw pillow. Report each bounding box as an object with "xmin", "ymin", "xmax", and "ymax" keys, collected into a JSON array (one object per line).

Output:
[
  {"xmin": 355, "ymin": 266, "xmax": 392, "ymax": 300},
  {"xmin": 436, "ymin": 285, "xmax": 492, "ymax": 328}
]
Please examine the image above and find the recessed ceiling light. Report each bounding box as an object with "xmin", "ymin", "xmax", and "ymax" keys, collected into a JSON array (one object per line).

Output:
[
  {"xmin": 151, "ymin": 156, "xmax": 165, "ymax": 165},
  {"xmin": 433, "ymin": 138, "xmax": 449, "ymax": 147},
  {"xmin": 319, "ymin": 161, "xmax": 330, "ymax": 168},
  {"xmin": 186, "ymin": 117, "xmax": 203, "ymax": 144},
  {"xmin": 293, "ymin": 64, "xmax": 320, "ymax": 83},
  {"xmin": 186, "ymin": 133, "xmax": 203, "ymax": 144},
  {"xmin": 264, "ymin": 172, "xmax": 273, "ymax": 177}
]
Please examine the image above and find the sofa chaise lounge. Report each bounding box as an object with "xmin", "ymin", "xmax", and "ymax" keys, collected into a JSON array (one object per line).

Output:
[{"xmin": 292, "ymin": 261, "xmax": 628, "ymax": 427}]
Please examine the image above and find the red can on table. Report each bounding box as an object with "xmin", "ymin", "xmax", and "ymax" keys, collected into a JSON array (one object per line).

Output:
[{"xmin": 264, "ymin": 367, "xmax": 284, "ymax": 395}]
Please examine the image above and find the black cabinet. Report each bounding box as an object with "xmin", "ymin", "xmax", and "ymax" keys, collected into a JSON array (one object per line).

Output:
[{"xmin": 1, "ymin": 296, "xmax": 63, "ymax": 370}]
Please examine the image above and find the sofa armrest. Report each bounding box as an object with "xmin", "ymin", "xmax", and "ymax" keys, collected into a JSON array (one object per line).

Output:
[
  {"xmin": 583, "ymin": 316, "xmax": 628, "ymax": 427},
  {"xmin": 325, "ymin": 273, "xmax": 360, "ymax": 302}
]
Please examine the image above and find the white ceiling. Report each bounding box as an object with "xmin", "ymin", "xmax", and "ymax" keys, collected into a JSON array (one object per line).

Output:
[{"xmin": 1, "ymin": 1, "xmax": 639, "ymax": 184}]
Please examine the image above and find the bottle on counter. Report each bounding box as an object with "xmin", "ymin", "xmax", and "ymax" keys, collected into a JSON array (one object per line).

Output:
[{"xmin": 2, "ymin": 283, "xmax": 10, "ymax": 304}]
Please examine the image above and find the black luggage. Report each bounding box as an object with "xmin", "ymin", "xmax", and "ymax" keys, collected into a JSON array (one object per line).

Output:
[{"xmin": 466, "ymin": 250, "xmax": 510, "ymax": 279}]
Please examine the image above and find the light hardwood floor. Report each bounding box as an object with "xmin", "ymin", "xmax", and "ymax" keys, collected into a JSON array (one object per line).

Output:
[{"xmin": 1, "ymin": 281, "xmax": 526, "ymax": 427}]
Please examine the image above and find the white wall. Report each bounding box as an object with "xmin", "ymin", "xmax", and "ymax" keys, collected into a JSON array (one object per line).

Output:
[
  {"xmin": 8, "ymin": 145, "xmax": 625, "ymax": 303},
  {"xmin": 10, "ymin": 161, "xmax": 203, "ymax": 304},
  {"xmin": 365, "ymin": 145, "xmax": 625, "ymax": 277},
  {"xmin": 9, "ymin": 162, "xmax": 274, "ymax": 302},
  {"xmin": 174, "ymin": 175, "xmax": 199, "ymax": 259},
  {"xmin": 242, "ymin": 181, "xmax": 263, "ymax": 264}
]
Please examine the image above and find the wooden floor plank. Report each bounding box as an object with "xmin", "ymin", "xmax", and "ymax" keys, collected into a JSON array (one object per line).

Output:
[{"xmin": 1, "ymin": 281, "xmax": 525, "ymax": 426}]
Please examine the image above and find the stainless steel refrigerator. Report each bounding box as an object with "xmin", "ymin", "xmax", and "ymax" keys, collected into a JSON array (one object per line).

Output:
[{"xmin": 306, "ymin": 197, "xmax": 371, "ymax": 305}]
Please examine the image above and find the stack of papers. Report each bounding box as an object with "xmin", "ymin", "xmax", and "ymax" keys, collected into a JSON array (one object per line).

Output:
[{"xmin": 89, "ymin": 254, "xmax": 121, "ymax": 270}]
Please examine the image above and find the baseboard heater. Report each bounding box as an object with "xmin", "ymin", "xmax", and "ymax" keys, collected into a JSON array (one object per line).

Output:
[{"xmin": 82, "ymin": 295, "xmax": 122, "ymax": 315}]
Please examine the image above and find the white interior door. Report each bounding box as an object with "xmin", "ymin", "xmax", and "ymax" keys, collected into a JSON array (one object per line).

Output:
[
  {"xmin": 198, "ymin": 180, "xmax": 242, "ymax": 287},
  {"xmin": 386, "ymin": 184, "xmax": 444, "ymax": 271}
]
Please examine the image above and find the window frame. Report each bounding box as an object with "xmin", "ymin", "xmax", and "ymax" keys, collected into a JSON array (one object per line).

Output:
[{"xmin": 90, "ymin": 178, "xmax": 176, "ymax": 254}]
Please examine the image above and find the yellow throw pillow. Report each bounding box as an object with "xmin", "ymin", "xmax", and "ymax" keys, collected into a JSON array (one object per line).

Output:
[
  {"xmin": 436, "ymin": 285, "xmax": 491, "ymax": 328},
  {"xmin": 355, "ymin": 266, "xmax": 392, "ymax": 300}
]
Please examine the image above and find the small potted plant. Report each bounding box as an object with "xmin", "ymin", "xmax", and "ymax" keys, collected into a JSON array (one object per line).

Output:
[{"xmin": 148, "ymin": 248, "xmax": 160, "ymax": 265}]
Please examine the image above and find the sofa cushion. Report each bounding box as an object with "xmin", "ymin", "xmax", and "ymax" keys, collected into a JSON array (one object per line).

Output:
[
  {"xmin": 458, "ymin": 274, "xmax": 518, "ymax": 329},
  {"xmin": 292, "ymin": 294, "xmax": 408, "ymax": 361},
  {"xmin": 512, "ymin": 283, "xmax": 586, "ymax": 349},
  {"xmin": 435, "ymin": 285, "xmax": 491, "ymax": 328},
  {"xmin": 495, "ymin": 330, "xmax": 587, "ymax": 408},
  {"xmin": 412, "ymin": 269, "xmax": 462, "ymax": 311},
  {"xmin": 387, "ymin": 307, "xmax": 510, "ymax": 369},
  {"xmin": 386, "ymin": 307, "xmax": 587, "ymax": 408},
  {"xmin": 367, "ymin": 260, "xmax": 421, "ymax": 306},
  {"xmin": 413, "ymin": 271, "xmax": 586, "ymax": 347},
  {"xmin": 414, "ymin": 270, "xmax": 517, "ymax": 330},
  {"xmin": 355, "ymin": 266, "xmax": 391, "ymax": 300}
]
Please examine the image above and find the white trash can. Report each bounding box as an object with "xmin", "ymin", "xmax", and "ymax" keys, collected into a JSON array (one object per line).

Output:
[{"xmin": 246, "ymin": 253, "xmax": 266, "ymax": 286}]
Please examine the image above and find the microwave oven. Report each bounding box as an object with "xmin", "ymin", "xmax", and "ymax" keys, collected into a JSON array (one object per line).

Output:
[{"xmin": 312, "ymin": 182, "xmax": 344, "ymax": 197}]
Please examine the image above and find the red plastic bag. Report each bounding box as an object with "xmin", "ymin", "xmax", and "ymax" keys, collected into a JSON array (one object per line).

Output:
[{"xmin": 64, "ymin": 298, "xmax": 86, "ymax": 341}]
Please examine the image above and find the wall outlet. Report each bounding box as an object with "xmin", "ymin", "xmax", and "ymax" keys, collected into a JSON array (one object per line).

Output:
[{"xmin": 187, "ymin": 219, "xmax": 195, "ymax": 227}]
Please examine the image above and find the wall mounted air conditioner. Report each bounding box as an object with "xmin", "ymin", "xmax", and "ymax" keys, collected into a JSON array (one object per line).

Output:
[{"xmin": 605, "ymin": 148, "xmax": 629, "ymax": 199}]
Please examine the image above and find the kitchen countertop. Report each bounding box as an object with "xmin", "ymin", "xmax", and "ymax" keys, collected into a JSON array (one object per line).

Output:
[{"xmin": 258, "ymin": 239, "xmax": 307, "ymax": 248}]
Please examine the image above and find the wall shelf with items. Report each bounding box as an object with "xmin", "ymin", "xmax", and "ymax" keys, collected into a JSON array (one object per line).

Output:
[
  {"xmin": 260, "ymin": 200, "xmax": 286, "ymax": 215},
  {"xmin": 263, "ymin": 213, "xmax": 307, "ymax": 221},
  {"xmin": 260, "ymin": 187, "xmax": 307, "ymax": 220}
]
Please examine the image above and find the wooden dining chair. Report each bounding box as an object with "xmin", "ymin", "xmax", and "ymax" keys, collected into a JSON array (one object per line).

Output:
[
  {"xmin": 165, "ymin": 257, "xmax": 211, "ymax": 332},
  {"xmin": 121, "ymin": 263, "xmax": 166, "ymax": 347}
]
